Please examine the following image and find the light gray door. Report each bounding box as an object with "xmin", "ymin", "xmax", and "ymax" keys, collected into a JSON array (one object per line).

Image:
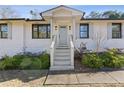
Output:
[{"xmin": 59, "ymin": 26, "xmax": 67, "ymax": 45}]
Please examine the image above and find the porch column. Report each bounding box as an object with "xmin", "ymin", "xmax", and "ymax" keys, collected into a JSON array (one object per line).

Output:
[
  {"xmin": 71, "ymin": 17, "xmax": 75, "ymax": 66},
  {"xmin": 72, "ymin": 17, "xmax": 76, "ymax": 42},
  {"xmin": 50, "ymin": 18, "xmax": 54, "ymax": 67},
  {"xmin": 50, "ymin": 18, "xmax": 53, "ymax": 40}
]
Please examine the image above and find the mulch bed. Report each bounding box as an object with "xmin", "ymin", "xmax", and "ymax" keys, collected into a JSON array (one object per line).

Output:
[{"xmin": 74, "ymin": 58, "xmax": 94, "ymax": 72}]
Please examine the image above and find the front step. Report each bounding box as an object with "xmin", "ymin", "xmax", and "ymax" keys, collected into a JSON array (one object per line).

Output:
[
  {"xmin": 50, "ymin": 65, "xmax": 74, "ymax": 71},
  {"xmin": 55, "ymin": 49, "xmax": 70, "ymax": 52},
  {"xmin": 54, "ymin": 60, "xmax": 71, "ymax": 65},
  {"xmin": 50, "ymin": 44, "xmax": 74, "ymax": 71}
]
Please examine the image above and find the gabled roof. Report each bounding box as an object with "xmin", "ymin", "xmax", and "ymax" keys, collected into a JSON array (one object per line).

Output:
[
  {"xmin": 41, "ymin": 5, "xmax": 84, "ymax": 14},
  {"xmin": 40, "ymin": 5, "xmax": 85, "ymax": 17}
]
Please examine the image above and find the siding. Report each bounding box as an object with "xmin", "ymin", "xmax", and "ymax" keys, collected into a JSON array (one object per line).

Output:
[{"xmin": 0, "ymin": 22, "xmax": 24, "ymax": 58}]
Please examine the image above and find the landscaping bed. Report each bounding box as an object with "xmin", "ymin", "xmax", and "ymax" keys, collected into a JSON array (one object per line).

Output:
[
  {"xmin": 81, "ymin": 49, "xmax": 124, "ymax": 69},
  {"xmin": 0, "ymin": 51, "xmax": 50, "ymax": 70}
]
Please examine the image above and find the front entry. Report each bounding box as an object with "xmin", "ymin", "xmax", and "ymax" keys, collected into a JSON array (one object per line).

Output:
[{"xmin": 59, "ymin": 26, "xmax": 68, "ymax": 45}]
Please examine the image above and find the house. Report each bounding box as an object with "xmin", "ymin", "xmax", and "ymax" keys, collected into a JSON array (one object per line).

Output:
[{"xmin": 0, "ymin": 5, "xmax": 124, "ymax": 70}]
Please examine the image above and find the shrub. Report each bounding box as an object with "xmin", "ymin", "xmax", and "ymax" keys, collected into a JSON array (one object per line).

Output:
[
  {"xmin": 0, "ymin": 56, "xmax": 15, "ymax": 70},
  {"xmin": 38, "ymin": 52, "xmax": 50, "ymax": 69},
  {"xmin": 82, "ymin": 48, "xmax": 124, "ymax": 69},
  {"xmin": 20, "ymin": 57, "xmax": 33, "ymax": 69},
  {"xmin": 100, "ymin": 49, "xmax": 124, "ymax": 68},
  {"xmin": 11, "ymin": 54, "xmax": 24, "ymax": 69},
  {"xmin": 31, "ymin": 58, "xmax": 42, "ymax": 69},
  {"xmin": 0, "ymin": 51, "xmax": 50, "ymax": 70},
  {"xmin": 82, "ymin": 53, "xmax": 103, "ymax": 69}
]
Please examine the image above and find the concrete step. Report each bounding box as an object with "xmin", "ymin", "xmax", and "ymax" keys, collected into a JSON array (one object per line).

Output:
[
  {"xmin": 54, "ymin": 62, "xmax": 71, "ymax": 66},
  {"xmin": 55, "ymin": 52, "xmax": 70, "ymax": 55},
  {"xmin": 54, "ymin": 56, "xmax": 70, "ymax": 60},
  {"xmin": 54, "ymin": 60, "xmax": 71, "ymax": 63},
  {"xmin": 55, "ymin": 51, "xmax": 70, "ymax": 54},
  {"xmin": 56, "ymin": 47, "xmax": 70, "ymax": 49},
  {"xmin": 54, "ymin": 54, "xmax": 70, "ymax": 57},
  {"xmin": 54, "ymin": 59, "xmax": 70, "ymax": 62},
  {"xmin": 55, "ymin": 49, "xmax": 70, "ymax": 52},
  {"xmin": 57, "ymin": 44, "xmax": 68, "ymax": 47},
  {"xmin": 50, "ymin": 65, "xmax": 74, "ymax": 71}
]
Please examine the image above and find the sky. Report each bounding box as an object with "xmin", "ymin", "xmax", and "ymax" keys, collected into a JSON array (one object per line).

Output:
[{"xmin": 0, "ymin": 5, "xmax": 124, "ymax": 18}]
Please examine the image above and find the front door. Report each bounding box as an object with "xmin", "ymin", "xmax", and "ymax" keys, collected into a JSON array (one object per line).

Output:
[{"xmin": 59, "ymin": 26, "xmax": 67, "ymax": 45}]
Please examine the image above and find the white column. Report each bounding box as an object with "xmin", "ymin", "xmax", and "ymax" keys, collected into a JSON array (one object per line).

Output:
[
  {"xmin": 50, "ymin": 18, "xmax": 54, "ymax": 67},
  {"xmin": 71, "ymin": 17, "xmax": 75, "ymax": 66},
  {"xmin": 72, "ymin": 17, "xmax": 76, "ymax": 42},
  {"xmin": 50, "ymin": 18, "xmax": 53, "ymax": 40}
]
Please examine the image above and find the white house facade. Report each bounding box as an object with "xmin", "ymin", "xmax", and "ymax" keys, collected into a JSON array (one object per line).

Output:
[{"xmin": 0, "ymin": 5, "xmax": 124, "ymax": 70}]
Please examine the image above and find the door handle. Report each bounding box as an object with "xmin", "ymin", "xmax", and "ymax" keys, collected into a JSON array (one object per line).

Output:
[{"xmin": 59, "ymin": 34, "xmax": 60, "ymax": 38}]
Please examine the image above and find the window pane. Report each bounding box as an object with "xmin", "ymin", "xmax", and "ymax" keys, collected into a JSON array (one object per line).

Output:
[
  {"xmin": 80, "ymin": 32, "xmax": 87, "ymax": 38},
  {"xmin": 32, "ymin": 25, "xmax": 38, "ymax": 38},
  {"xmin": 33, "ymin": 25, "xmax": 38, "ymax": 31},
  {"xmin": 80, "ymin": 24, "xmax": 89, "ymax": 38},
  {"xmin": 33, "ymin": 31, "xmax": 38, "ymax": 38},
  {"xmin": 80, "ymin": 25, "xmax": 87, "ymax": 31},
  {"xmin": 32, "ymin": 24, "xmax": 51, "ymax": 39},
  {"xmin": 0, "ymin": 24, "xmax": 8, "ymax": 38},
  {"xmin": 1, "ymin": 25, "xmax": 8, "ymax": 32},
  {"xmin": 112, "ymin": 23, "xmax": 121, "ymax": 38},
  {"xmin": 39, "ymin": 25, "xmax": 47, "ymax": 38},
  {"xmin": 2, "ymin": 32, "xmax": 8, "ymax": 38}
]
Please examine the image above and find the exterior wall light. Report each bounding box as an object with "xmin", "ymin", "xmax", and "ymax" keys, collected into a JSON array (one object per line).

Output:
[
  {"xmin": 69, "ymin": 26, "xmax": 71, "ymax": 30},
  {"xmin": 55, "ymin": 26, "xmax": 57, "ymax": 30}
]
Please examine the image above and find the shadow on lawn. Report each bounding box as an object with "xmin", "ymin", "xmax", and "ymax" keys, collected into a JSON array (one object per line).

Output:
[{"xmin": 0, "ymin": 70, "xmax": 48, "ymax": 83}]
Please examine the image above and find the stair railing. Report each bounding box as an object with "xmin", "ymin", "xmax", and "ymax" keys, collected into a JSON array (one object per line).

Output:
[
  {"xmin": 50, "ymin": 35, "xmax": 56, "ymax": 66},
  {"xmin": 70, "ymin": 35, "xmax": 74, "ymax": 66}
]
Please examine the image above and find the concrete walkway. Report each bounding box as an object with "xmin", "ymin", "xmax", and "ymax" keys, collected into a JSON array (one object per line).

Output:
[
  {"xmin": 0, "ymin": 70, "xmax": 124, "ymax": 86},
  {"xmin": 45, "ymin": 70, "xmax": 124, "ymax": 86}
]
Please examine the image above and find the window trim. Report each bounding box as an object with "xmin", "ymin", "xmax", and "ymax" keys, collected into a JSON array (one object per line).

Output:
[
  {"xmin": 112, "ymin": 23, "xmax": 122, "ymax": 39},
  {"xmin": 32, "ymin": 24, "xmax": 50, "ymax": 39},
  {"xmin": 0, "ymin": 23, "xmax": 8, "ymax": 39},
  {"xmin": 80, "ymin": 23, "xmax": 89, "ymax": 39}
]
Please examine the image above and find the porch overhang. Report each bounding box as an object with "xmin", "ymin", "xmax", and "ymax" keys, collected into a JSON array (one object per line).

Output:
[{"xmin": 40, "ymin": 5, "xmax": 84, "ymax": 20}]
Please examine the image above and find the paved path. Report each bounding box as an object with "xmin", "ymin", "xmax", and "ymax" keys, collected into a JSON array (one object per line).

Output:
[
  {"xmin": 0, "ymin": 70, "xmax": 124, "ymax": 86},
  {"xmin": 45, "ymin": 70, "xmax": 124, "ymax": 86}
]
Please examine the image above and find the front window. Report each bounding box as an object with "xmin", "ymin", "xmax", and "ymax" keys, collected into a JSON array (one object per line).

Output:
[
  {"xmin": 80, "ymin": 24, "xmax": 89, "ymax": 38},
  {"xmin": 0, "ymin": 24, "xmax": 8, "ymax": 38},
  {"xmin": 112, "ymin": 23, "xmax": 122, "ymax": 39},
  {"xmin": 32, "ymin": 24, "xmax": 50, "ymax": 39}
]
